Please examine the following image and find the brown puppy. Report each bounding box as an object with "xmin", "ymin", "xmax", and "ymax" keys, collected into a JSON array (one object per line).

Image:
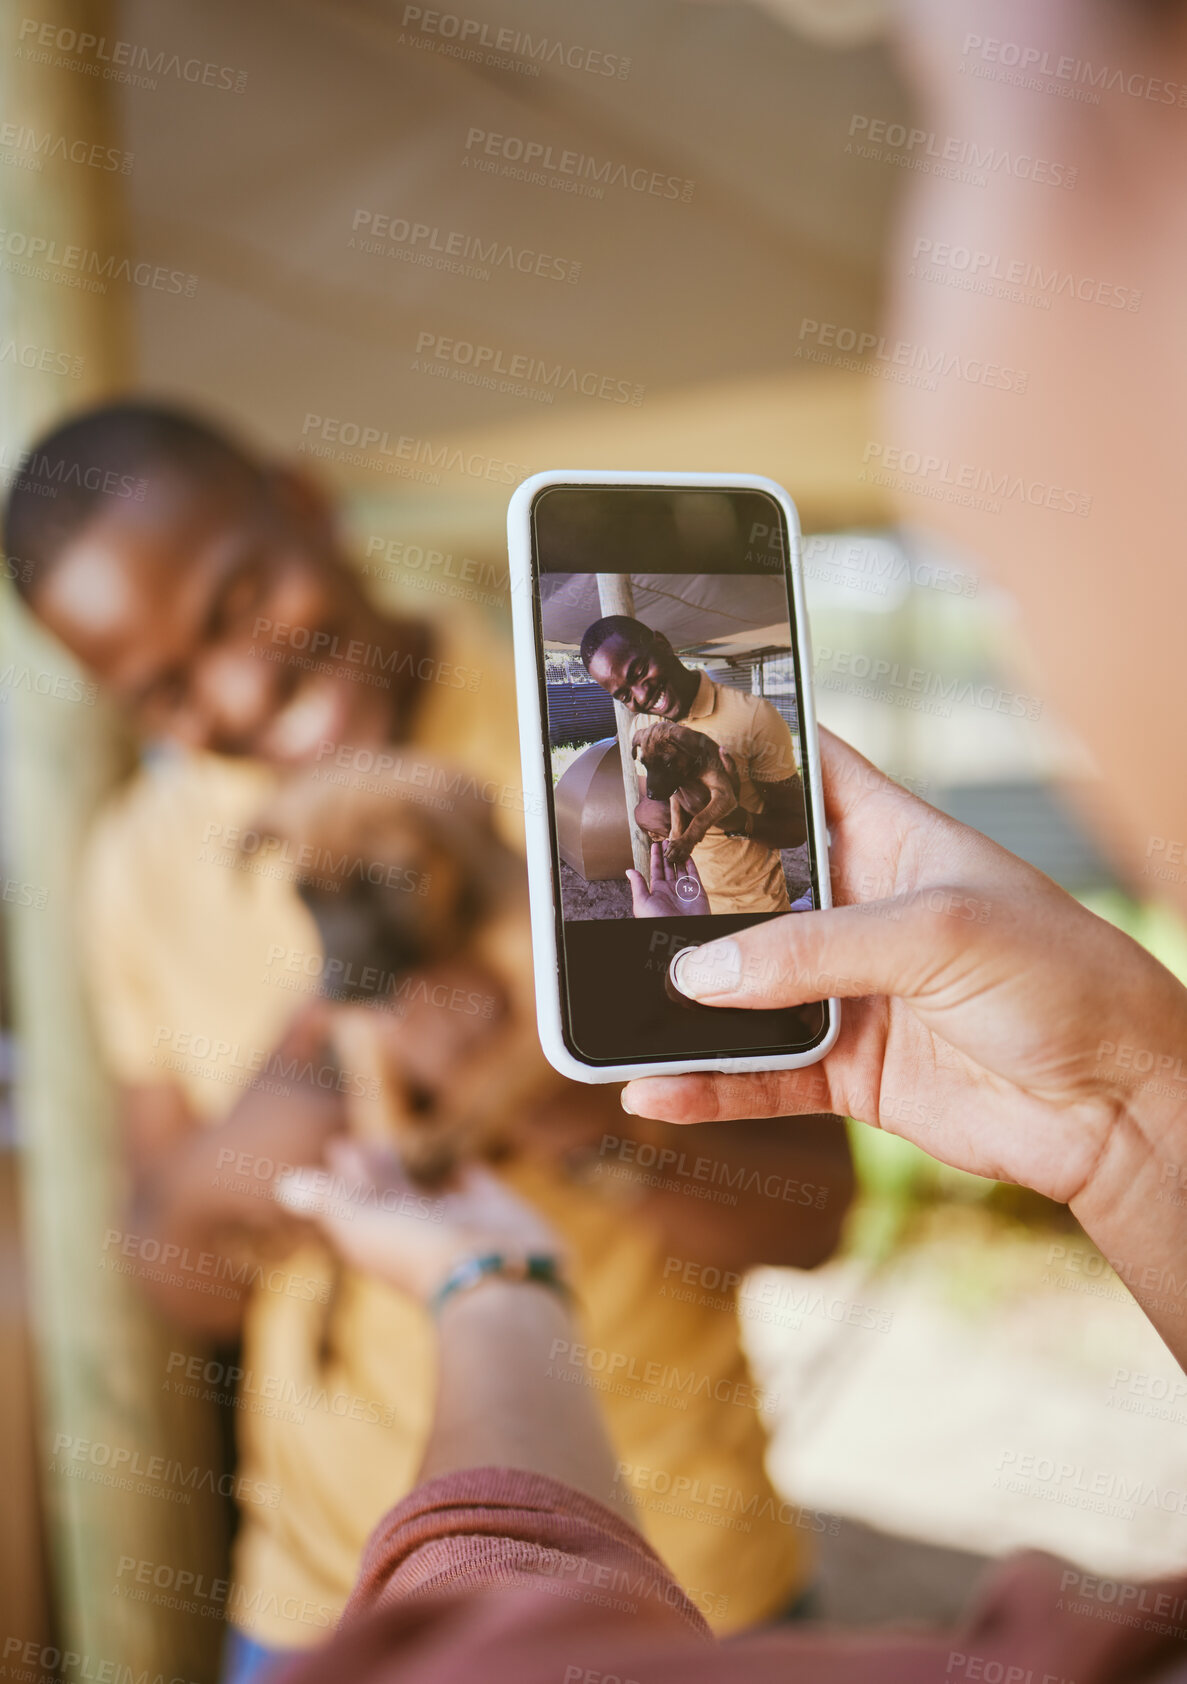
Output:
[
  {"xmin": 253, "ymin": 765, "xmax": 555, "ymax": 1183},
  {"xmin": 632, "ymin": 721, "xmax": 743, "ymax": 871}
]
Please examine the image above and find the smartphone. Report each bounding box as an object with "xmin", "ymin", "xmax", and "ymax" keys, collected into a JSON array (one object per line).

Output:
[{"xmin": 508, "ymin": 470, "xmax": 838, "ymax": 1083}]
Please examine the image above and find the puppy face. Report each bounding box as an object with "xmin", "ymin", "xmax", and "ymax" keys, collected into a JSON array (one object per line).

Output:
[
  {"xmin": 255, "ymin": 769, "xmax": 504, "ymax": 1002},
  {"xmin": 254, "ymin": 765, "xmax": 546, "ymax": 1184},
  {"xmin": 298, "ymin": 825, "xmax": 477, "ymax": 1003},
  {"xmin": 633, "ymin": 722, "xmax": 698, "ymax": 802}
]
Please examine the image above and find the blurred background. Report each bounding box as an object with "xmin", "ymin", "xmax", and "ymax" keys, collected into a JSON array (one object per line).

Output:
[{"xmin": 2, "ymin": 0, "xmax": 1185, "ymax": 1676}]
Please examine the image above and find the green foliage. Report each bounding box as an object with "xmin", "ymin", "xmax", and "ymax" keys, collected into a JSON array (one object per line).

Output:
[
  {"xmin": 550, "ymin": 742, "xmax": 584, "ymax": 784},
  {"xmin": 844, "ymin": 1120, "xmax": 994, "ymax": 1262}
]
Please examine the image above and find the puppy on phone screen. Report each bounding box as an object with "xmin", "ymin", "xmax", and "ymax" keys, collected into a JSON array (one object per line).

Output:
[{"xmin": 632, "ymin": 721, "xmax": 743, "ymax": 871}]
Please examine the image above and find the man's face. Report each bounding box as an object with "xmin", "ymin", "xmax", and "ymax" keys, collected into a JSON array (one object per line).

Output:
[
  {"xmin": 586, "ymin": 628, "xmax": 689, "ymax": 719},
  {"xmin": 33, "ymin": 468, "xmax": 394, "ymax": 765}
]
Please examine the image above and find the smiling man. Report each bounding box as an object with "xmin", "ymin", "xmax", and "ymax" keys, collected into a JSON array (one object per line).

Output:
[
  {"xmin": 15, "ymin": 409, "xmax": 438, "ymax": 765},
  {"xmin": 5, "ymin": 403, "xmax": 854, "ymax": 1680},
  {"xmin": 3, "ymin": 402, "xmax": 525, "ymax": 1673},
  {"xmin": 581, "ymin": 614, "xmax": 809, "ymax": 913}
]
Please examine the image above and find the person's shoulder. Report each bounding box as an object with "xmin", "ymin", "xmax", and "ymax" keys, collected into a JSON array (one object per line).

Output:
[
  {"xmin": 739, "ymin": 690, "xmax": 792, "ymax": 736},
  {"xmin": 86, "ymin": 752, "xmax": 275, "ymax": 877},
  {"xmin": 709, "ymin": 687, "xmax": 797, "ymax": 784},
  {"xmin": 711, "ymin": 681, "xmax": 785, "ymax": 731}
]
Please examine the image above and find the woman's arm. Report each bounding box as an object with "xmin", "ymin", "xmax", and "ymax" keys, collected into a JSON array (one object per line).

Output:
[
  {"xmin": 420, "ymin": 1277, "xmax": 620, "ymax": 1504},
  {"xmin": 1066, "ymin": 1080, "xmax": 1187, "ymax": 1367},
  {"xmin": 625, "ymin": 729, "xmax": 1187, "ymax": 1370}
]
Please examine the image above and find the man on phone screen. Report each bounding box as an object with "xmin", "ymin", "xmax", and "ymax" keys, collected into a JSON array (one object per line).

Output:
[{"xmin": 582, "ymin": 614, "xmax": 808, "ymax": 914}]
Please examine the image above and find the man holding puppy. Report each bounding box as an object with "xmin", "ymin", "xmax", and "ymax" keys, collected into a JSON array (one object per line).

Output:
[
  {"xmin": 6, "ymin": 402, "xmax": 853, "ymax": 1679},
  {"xmin": 582, "ymin": 614, "xmax": 808, "ymax": 913}
]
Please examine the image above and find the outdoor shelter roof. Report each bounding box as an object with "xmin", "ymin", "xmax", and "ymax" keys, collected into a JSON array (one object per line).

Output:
[
  {"xmin": 113, "ymin": 0, "xmax": 908, "ymax": 549},
  {"xmin": 540, "ymin": 571, "xmax": 789, "ymax": 654}
]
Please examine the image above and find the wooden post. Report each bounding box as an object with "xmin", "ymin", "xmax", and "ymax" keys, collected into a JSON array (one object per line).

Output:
[
  {"xmin": 595, "ymin": 574, "xmax": 650, "ymax": 873},
  {"xmin": 0, "ymin": 5, "xmax": 226, "ymax": 1679}
]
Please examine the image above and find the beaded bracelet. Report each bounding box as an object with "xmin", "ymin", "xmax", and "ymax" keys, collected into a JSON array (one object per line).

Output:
[{"xmin": 429, "ymin": 1252, "xmax": 572, "ymax": 1318}]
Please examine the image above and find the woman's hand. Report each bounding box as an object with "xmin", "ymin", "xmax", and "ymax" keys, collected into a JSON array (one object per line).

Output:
[
  {"xmin": 280, "ymin": 1143, "xmax": 624, "ymax": 1503},
  {"xmin": 275, "ymin": 1138, "xmax": 564, "ymax": 1304},
  {"xmin": 627, "ymin": 842, "xmax": 711, "ymax": 917},
  {"xmin": 623, "ymin": 729, "xmax": 1187, "ymax": 1211}
]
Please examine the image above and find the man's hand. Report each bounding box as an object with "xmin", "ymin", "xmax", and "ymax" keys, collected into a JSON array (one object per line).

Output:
[
  {"xmin": 633, "ymin": 796, "xmax": 672, "ymax": 840},
  {"xmin": 627, "ymin": 843, "xmax": 711, "ymax": 917},
  {"xmin": 745, "ymin": 774, "xmax": 808, "ymax": 851},
  {"xmin": 124, "ymin": 1002, "xmax": 345, "ymax": 1335},
  {"xmin": 717, "ymin": 805, "xmax": 754, "ymax": 838}
]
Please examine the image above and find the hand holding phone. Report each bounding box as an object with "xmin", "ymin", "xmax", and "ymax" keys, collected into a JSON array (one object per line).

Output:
[{"xmin": 621, "ymin": 720, "xmax": 1172, "ymax": 1201}]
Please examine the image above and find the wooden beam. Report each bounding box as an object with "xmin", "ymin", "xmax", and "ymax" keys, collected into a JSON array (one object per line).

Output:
[
  {"xmin": 594, "ymin": 575, "xmax": 650, "ymax": 875},
  {"xmin": 0, "ymin": 5, "xmax": 226, "ymax": 1678}
]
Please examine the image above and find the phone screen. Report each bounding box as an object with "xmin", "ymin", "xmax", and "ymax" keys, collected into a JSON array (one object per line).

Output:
[{"xmin": 530, "ymin": 483, "xmax": 830, "ymax": 1067}]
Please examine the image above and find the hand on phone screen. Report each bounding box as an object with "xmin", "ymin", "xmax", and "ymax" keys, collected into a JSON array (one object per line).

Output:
[{"xmin": 626, "ymin": 843, "xmax": 711, "ymax": 918}]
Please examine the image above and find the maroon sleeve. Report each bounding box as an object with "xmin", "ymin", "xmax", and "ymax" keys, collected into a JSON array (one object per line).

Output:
[
  {"xmin": 285, "ymin": 1480, "xmax": 1187, "ymax": 1684},
  {"xmin": 343, "ymin": 1465, "xmax": 712, "ymax": 1641}
]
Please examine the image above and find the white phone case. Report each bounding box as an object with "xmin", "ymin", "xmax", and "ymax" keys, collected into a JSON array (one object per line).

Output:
[{"xmin": 507, "ymin": 469, "xmax": 839, "ymax": 1082}]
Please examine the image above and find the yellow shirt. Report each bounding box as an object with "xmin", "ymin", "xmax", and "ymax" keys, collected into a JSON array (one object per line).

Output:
[
  {"xmin": 81, "ymin": 611, "xmax": 809, "ymax": 1640},
  {"xmin": 634, "ymin": 672, "xmax": 799, "ymax": 914}
]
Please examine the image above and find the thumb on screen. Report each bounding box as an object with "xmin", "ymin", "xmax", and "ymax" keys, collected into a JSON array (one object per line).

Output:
[{"xmin": 671, "ymin": 896, "xmax": 959, "ymax": 1008}]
